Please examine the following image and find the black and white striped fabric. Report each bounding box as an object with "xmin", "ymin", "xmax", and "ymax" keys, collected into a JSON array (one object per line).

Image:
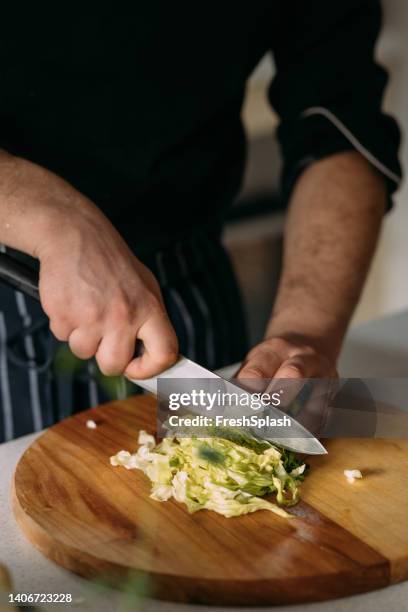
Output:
[{"xmin": 0, "ymin": 233, "xmax": 248, "ymax": 443}]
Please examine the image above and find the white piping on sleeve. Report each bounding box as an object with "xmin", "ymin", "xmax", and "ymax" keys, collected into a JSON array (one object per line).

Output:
[{"xmin": 301, "ymin": 106, "xmax": 401, "ymax": 186}]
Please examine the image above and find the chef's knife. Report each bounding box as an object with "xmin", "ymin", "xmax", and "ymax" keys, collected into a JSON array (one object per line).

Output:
[
  {"xmin": 0, "ymin": 251, "xmax": 327, "ymax": 455},
  {"xmin": 131, "ymin": 356, "xmax": 327, "ymax": 455}
]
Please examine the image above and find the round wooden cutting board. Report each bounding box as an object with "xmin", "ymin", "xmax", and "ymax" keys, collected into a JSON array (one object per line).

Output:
[{"xmin": 13, "ymin": 395, "xmax": 408, "ymax": 606}]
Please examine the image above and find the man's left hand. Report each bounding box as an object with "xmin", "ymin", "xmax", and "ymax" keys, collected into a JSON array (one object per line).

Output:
[{"xmin": 237, "ymin": 336, "xmax": 338, "ymax": 381}]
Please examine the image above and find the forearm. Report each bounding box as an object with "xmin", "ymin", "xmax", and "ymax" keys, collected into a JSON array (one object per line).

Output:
[
  {"xmin": 0, "ymin": 150, "xmax": 57, "ymax": 255},
  {"xmin": 267, "ymin": 151, "xmax": 387, "ymax": 361},
  {"xmin": 0, "ymin": 149, "xmax": 177, "ymax": 377},
  {"xmin": 0, "ymin": 149, "xmax": 102, "ymax": 258}
]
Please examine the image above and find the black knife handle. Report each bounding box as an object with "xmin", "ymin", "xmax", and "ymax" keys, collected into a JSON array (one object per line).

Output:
[{"xmin": 0, "ymin": 252, "xmax": 40, "ymax": 301}]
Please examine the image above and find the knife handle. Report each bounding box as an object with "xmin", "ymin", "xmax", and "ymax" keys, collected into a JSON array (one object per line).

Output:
[{"xmin": 0, "ymin": 252, "xmax": 40, "ymax": 301}]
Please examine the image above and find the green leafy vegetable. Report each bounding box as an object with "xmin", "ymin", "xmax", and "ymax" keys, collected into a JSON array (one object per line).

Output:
[{"xmin": 111, "ymin": 429, "xmax": 307, "ymax": 519}]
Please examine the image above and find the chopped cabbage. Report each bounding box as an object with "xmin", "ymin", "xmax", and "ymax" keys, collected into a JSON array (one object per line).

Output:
[{"xmin": 110, "ymin": 430, "xmax": 307, "ymax": 518}]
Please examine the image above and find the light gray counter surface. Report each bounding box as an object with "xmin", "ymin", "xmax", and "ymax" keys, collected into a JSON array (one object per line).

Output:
[{"xmin": 1, "ymin": 310, "xmax": 408, "ymax": 611}]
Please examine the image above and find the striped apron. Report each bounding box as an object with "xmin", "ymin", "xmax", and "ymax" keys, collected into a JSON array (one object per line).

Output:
[{"xmin": 0, "ymin": 230, "xmax": 248, "ymax": 442}]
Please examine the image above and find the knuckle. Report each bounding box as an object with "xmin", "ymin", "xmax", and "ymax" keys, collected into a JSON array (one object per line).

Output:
[
  {"xmin": 96, "ymin": 346, "xmax": 130, "ymax": 376},
  {"xmin": 144, "ymin": 292, "xmax": 164, "ymax": 315},
  {"xmin": 70, "ymin": 340, "xmax": 97, "ymax": 360},
  {"xmin": 142, "ymin": 267, "xmax": 161, "ymax": 293},
  {"xmin": 41, "ymin": 295, "xmax": 65, "ymax": 319},
  {"xmin": 97, "ymin": 357, "xmax": 122, "ymax": 377},
  {"xmin": 240, "ymin": 365, "xmax": 268, "ymax": 379},
  {"xmin": 49, "ymin": 320, "xmax": 70, "ymax": 341},
  {"xmin": 246, "ymin": 343, "xmax": 277, "ymax": 362},
  {"xmin": 110, "ymin": 299, "xmax": 133, "ymax": 325},
  {"xmin": 265, "ymin": 337, "xmax": 290, "ymax": 353},
  {"xmin": 52, "ymin": 329, "xmax": 68, "ymax": 342},
  {"xmin": 283, "ymin": 362, "xmax": 304, "ymax": 378},
  {"xmin": 298, "ymin": 345, "xmax": 317, "ymax": 358},
  {"xmin": 154, "ymin": 349, "xmax": 178, "ymax": 369},
  {"xmin": 76, "ymin": 349, "xmax": 95, "ymax": 360},
  {"xmin": 110, "ymin": 345, "xmax": 131, "ymax": 366},
  {"xmin": 81, "ymin": 301, "xmax": 102, "ymax": 323}
]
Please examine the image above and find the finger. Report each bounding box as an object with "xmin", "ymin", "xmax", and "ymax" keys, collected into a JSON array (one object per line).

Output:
[
  {"xmin": 95, "ymin": 330, "xmax": 136, "ymax": 376},
  {"xmin": 265, "ymin": 377, "xmax": 306, "ymax": 413},
  {"xmin": 268, "ymin": 379, "xmax": 328, "ymax": 438},
  {"xmin": 49, "ymin": 318, "xmax": 75, "ymax": 342},
  {"xmin": 273, "ymin": 352, "xmax": 337, "ymax": 380},
  {"xmin": 273, "ymin": 354, "xmax": 316, "ymax": 379},
  {"xmin": 270, "ymin": 355, "xmax": 337, "ymax": 420},
  {"xmin": 237, "ymin": 348, "xmax": 282, "ymax": 383},
  {"xmin": 236, "ymin": 350, "xmax": 283, "ymax": 393},
  {"xmin": 124, "ymin": 311, "xmax": 178, "ymax": 379},
  {"xmin": 68, "ymin": 327, "xmax": 102, "ymax": 360},
  {"xmin": 266, "ymin": 356, "xmax": 315, "ymax": 412}
]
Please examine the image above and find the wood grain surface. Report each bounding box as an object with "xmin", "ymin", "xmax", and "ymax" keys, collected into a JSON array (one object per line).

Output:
[{"xmin": 13, "ymin": 396, "xmax": 408, "ymax": 606}]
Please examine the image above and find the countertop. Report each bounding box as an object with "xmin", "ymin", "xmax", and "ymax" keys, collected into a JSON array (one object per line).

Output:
[{"xmin": 1, "ymin": 310, "xmax": 407, "ymax": 612}]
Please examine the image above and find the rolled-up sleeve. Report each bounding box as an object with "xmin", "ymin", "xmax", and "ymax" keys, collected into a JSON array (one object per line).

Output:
[{"xmin": 269, "ymin": 0, "xmax": 402, "ymax": 207}]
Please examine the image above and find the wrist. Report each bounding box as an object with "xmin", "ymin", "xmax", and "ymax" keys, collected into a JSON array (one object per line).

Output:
[
  {"xmin": 0, "ymin": 154, "xmax": 79, "ymax": 258},
  {"xmin": 2, "ymin": 155, "xmax": 106, "ymax": 261},
  {"xmin": 35, "ymin": 201, "xmax": 105, "ymax": 262},
  {"xmin": 265, "ymin": 306, "xmax": 345, "ymax": 362}
]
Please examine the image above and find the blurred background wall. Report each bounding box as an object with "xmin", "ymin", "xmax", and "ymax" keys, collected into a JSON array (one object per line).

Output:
[{"xmin": 224, "ymin": 0, "xmax": 408, "ymax": 345}]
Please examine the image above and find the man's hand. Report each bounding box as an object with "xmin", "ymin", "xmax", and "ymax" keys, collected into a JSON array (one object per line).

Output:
[
  {"xmin": 237, "ymin": 336, "xmax": 337, "ymax": 380},
  {"xmin": 0, "ymin": 151, "xmax": 178, "ymax": 378},
  {"xmin": 238, "ymin": 151, "xmax": 387, "ymax": 382}
]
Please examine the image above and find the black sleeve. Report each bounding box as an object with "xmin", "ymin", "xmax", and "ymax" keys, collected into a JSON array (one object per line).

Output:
[{"xmin": 269, "ymin": 0, "xmax": 402, "ymax": 207}]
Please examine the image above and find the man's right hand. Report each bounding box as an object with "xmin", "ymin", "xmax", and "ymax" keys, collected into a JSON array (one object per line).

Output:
[{"xmin": 0, "ymin": 151, "xmax": 178, "ymax": 378}]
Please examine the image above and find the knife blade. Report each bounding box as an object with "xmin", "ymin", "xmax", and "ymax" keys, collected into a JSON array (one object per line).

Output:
[
  {"xmin": 0, "ymin": 251, "xmax": 327, "ymax": 455},
  {"xmin": 131, "ymin": 357, "xmax": 327, "ymax": 455}
]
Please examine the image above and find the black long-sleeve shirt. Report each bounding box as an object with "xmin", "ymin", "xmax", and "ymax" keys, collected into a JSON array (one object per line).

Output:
[{"xmin": 0, "ymin": 1, "xmax": 402, "ymax": 255}]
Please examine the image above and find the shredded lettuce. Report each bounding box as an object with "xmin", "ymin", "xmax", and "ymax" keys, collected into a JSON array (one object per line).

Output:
[{"xmin": 110, "ymin": 430, "xmax": 307, "ymax": 518}]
